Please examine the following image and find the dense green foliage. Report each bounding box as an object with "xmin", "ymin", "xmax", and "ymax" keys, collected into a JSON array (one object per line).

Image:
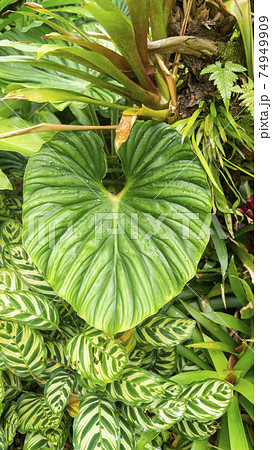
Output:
[{"xmin": 0, "ymin": 0, "xmax": 253, "ymax": 449}]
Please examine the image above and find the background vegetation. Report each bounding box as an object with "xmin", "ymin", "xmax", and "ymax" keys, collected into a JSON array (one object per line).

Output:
[{"xmin": 0, "ymin": 1, "xmax": 253, "ymax": 449}]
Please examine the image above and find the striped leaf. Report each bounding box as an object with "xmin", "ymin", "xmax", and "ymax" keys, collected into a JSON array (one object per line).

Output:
[
  {"xmin": 160, "ymin": 381, "xmax": 183, "ymax": 399},
  {"xmin": 73, "ymin": 394, "xmax": 120, "ymax": 450},
  {"xmin": 136, "ymin": 315, "xmax": 195, "ymax": 348},
  {"xmin": 121, "ymin": 404, "xmax": 166, "ymax": 432},
  {"xmin": 0, "ymin": 291, "xmax": 59, "ymax": 330},
  {"xmin": 119, "ymin": 415, "xmax": 136, "ymax": 450},
  {"xmin": 180, "ymin": 379, "xmax": 233, "ymax": 422},
  {"xmin": 0, "ymin": 321, "xmax": 47, "ymax": 378},
  {"xmin": 0, "ymin": 269, "xmax": 27, "ymax": 291},
  {"xmin": 0, "ymin": 219, "xmax": 22, "ymax": 247},
  {"xmin": 65, "ymin": 326, "xmax": 128, "ymax": 384},
  {"xmin": 2, "ymin": 370, "xmax": 22, "ymax": 401},
  {"xmin": 39, "ymin": 340, "xmax": 70, "ymax": 382},
  {"xmin": 0, "ymin": 375, "xmax": 3, "ymax": 402},
  {"xmin": 23, "ymin": 432, "xmax": 54, "ymax": 449},
  {"xmin": 174, "ymin": 419, "xmax": 218, "ymax": 441},
  {"xmin": 44, "ymin": 369, "xmax": 75, "ymax": 414},
  {"xmin": 17, "ymin": 392, "xmax": 62, "ymax": 433},
  {"xmin": 106, "ymin": 366, "xmax": 164, "ymax": 405},
  {"xmin": 3, "ymin": 402, "xmax": 19, "ymax": 446},
  {"xmin": 129, "ymin": 347, "xmax": 156, "ymax": 370},
  {"xmin": 153, "ymin": 347, "xmax": 177, "ymax": 377},
  {"xmin": 76, "ymin": 373, "xmax": 106, "ymax": 394},
  {"xmin": 41, "ymin": 413, "xmax": 71, "ymax": 447},
  {"xmin": 148, "ymin": 398, "xmax": 187, "ymax": 426},
  {"xmin": 3, "ymin": 244, "xmax": 57, "ymax": 299},
  {"xmin": 0, "ymin": 423, "xmax": 6, "ymax": 450}
]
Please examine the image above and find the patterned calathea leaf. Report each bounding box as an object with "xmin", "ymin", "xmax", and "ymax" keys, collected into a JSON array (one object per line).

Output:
[
  {"xmin": 147, "ymin": 397, "xmax": 187, "ymax": 426},
  {"xmin": 3, "ymin": 402, "xmax": 19, "ymax": 446},
  {"xmin": 0, "ymin": 291, "xmax": 59, "ymax": 330},
  {"xmin": 106, "ymin": 366, "xmax": 165, "ymax": 406},
  {"xmin": 153, "ymin": 347, "xmax": 178, "ymax": 377},
  {"xmin": 39, "ymin": 339, "xmax": 70, "ymax": 383},
  {"xmin": 0, "ymin": 268, "xmax": 27, "ymax": 291},
  {"xmin": 2, "ymin": 244, "xmax": 57, "ymax": 299},
  {"xmin": 17, "ymin": 392, "xmax": 63, "ymax": 433},
  {"xmin": 1, "ymin": 370, "xmax": 22, "ymax": 401},
  {"xmin": 0, "ymin": 321, "xmax": 47, "ymax": 378},
  {"xmin": 129, "ymin": 347, "xmax": 156, "ymax": 370},
  {"xmin": 160, "ymin": 381, "xmax": 183, "ymax": 399},
  {"xmin": 174, "ymin": 419, "xmax": 219, "ymax": 441},
  {"xmin": 0, "ymin": 423, "xmax": 6, "ymax": 450},
  {"xmin": 73, "ymin": 394, "xmax": 120, "ymax": 450},
  {"xmin": 23, "ymin": 122, "xmax": 212, "ymax": 334},
  {"xmin": 44, "ymin": 369, "xmax": 75, "ymax": 414},
  {"xmin": 119, "ymin": 414, "xmax": 136, "ymax": 450},
  {"xmin": 75, "ymin": 373, "xmax": 106, "ymax": 395},
  {"xmin": 121, "ymin": 399, "xmax": 184, "ymax": 432},
  {"xmin": 180, "ymin": 379, "xmax": 233, "ymax": 422},
  {"xmin": 135, "ymin": 315, "xmax": 195, "ymax": 348},
  {"xmin": 22, "ymin": 431, "xmax": 55, "ymax": 449},
  {"xmin": 0, "ymin": 219, "xmax": 22, "ymax": 246},
  {"xmin": 0, "ymin": 374, "xmax": 3, "ymax": 403},
  {"xmin": 41, "ymin": 413, "xmax": 71, "ymax": 447},
  {"xmin": 65, "ymin": 325, "xmax": 128, "ymax": 384}
]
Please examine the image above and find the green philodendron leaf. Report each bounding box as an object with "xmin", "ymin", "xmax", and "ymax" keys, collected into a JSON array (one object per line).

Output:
[
  {"xmin": 0, "ymin": 321, "xmax": 47, "ymax": 378},
  {"xmin": 0, "ymin": 291, "xmax": 59, "ymax": 330},
  {"xmin": 23, "ymin": 121, "xmax": 212, "ymax": 335},
  {"xmin": 136, "ymin": 315, "xmax": 195, "ymax": 348},
  {"xmin": 65, "ymin": 325, "xmax": 128, "ymax": 384},
  {"xmin": 17, "ymin": 392, "xmax": 62, "ymax": 434},
  {"xmin": 180, "ymin": 379, "xmax": 233, "ymax": 422},
  {"xmin": 73, "ymin": 394, "xmax": 120, "ymax": 450},
  {"xmin": 44, "ymin": 369, "xmax": 75, "ymax": 414},
  {"xmin": 106, "ymin": 366, "xmax": 165, "ymax": 406}
]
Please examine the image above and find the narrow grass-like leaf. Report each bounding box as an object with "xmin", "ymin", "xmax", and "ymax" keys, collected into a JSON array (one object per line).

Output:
[
  {"xmin": 180, "ymin": 301, "xmax": 236, "ymax": 348},
  {"xmin": 0, "ymin": 321, "xmax": 46, "ymax": 378},
  {"xmin": 227, "ymin": 393, "xmax": 249, "ymax": 450},
  {"xmin": 44, "ymin": 369, "xmax": 75, "ymax": 414},
  {"xmin": 0, "ymin": 291, "xmax": 59, "ymax": 330},
  {"xmin": 73, "ymin": 394, "xmax": 120, "ymax": 450},
  {"xmin": 171, "ymin": 370, "xmax": 220, "ymax": 385},
  {"xmin": 203, "ymin": 311, "xmax": 250, "ymax": 334},
  {"xmin": 234, "ymin": 379, "xmax": 253, "ymax": 404}
]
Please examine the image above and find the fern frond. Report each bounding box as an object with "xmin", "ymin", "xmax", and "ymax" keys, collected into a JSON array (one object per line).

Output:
[{"xmin": 201, "ymin": 61, "xmax": 246, "ymax": 110}]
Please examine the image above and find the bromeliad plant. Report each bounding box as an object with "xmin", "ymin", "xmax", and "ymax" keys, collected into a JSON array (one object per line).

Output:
[{"xmin": 0, "ymin": 0, "xmax": 176, "ymax": 117}]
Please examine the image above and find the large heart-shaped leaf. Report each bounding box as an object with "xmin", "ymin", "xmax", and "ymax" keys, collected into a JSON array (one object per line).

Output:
[{"xmin": 23, "ymin": 121, "xmax": 212, "ymax": 334}]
